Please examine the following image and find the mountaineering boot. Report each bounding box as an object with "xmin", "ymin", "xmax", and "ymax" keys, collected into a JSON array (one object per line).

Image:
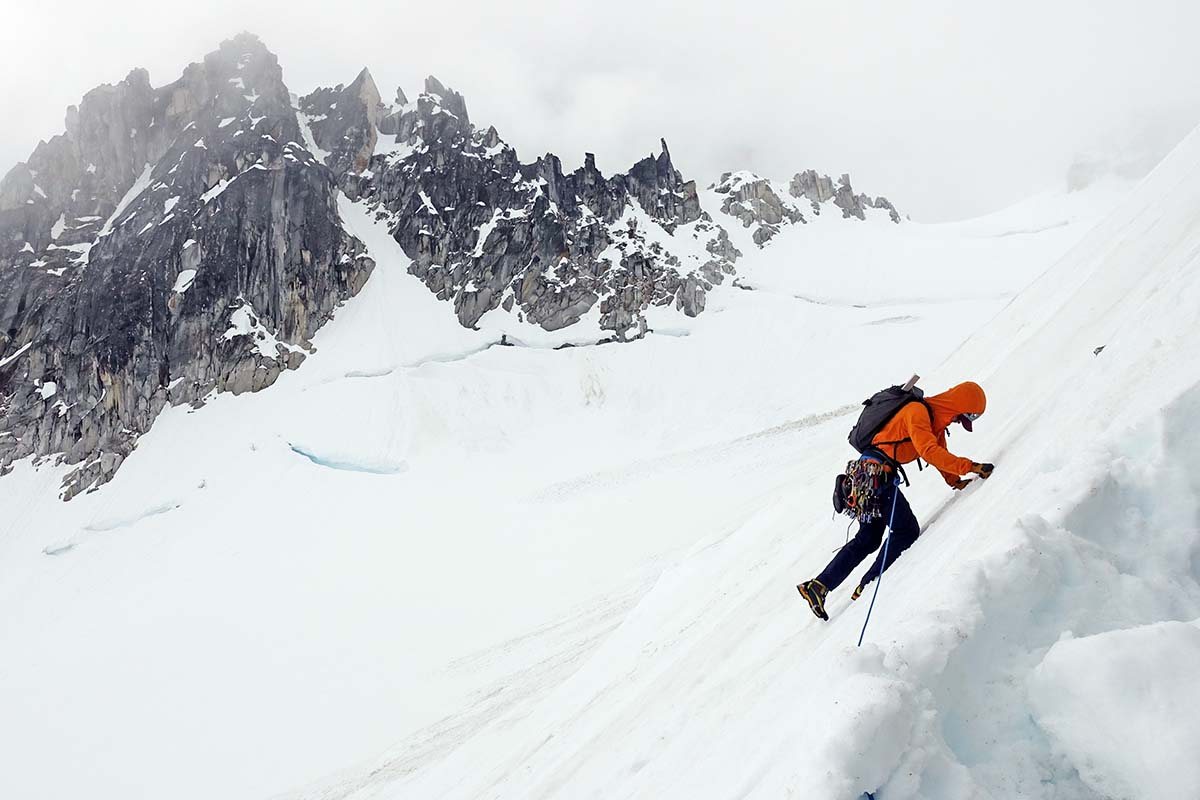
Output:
[
  {"xmin": 851, "ymin": 585, "xmax": 863, "ymax": 601},
  {"xmin": 796, "ymin": 579, "xmax": 829, "ymax": 621}
]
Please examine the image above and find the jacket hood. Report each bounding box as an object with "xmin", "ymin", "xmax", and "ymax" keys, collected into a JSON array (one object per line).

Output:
[{"xmin": 926, "ymin": 381, "xmax": 987, "ymax": 430}]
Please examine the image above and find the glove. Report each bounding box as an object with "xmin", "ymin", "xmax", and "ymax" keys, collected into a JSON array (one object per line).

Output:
[
  {"xmin": 951, "ymin": 478, "xmax": 971, "ymax": 490},
  {"xmin": 971, "ymin": 462, "xmax": 995, "ymax": 479}
]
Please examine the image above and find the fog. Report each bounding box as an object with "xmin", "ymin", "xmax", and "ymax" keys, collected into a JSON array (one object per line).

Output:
[{"xmin": 3, "ymin": 0, "xmax": 1199, "ymax": 220}]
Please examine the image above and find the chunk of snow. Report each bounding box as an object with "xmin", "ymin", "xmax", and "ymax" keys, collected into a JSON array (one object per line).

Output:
[
  {"xmin": 0, "ymin": 342, "xmax": 31, "ymax": 367},
  {"xmin": 33, "ymin": 185, "xmax": 46, "ymax": 199},
  {"xmin": 374, "ymin": 135, "xmax": 416, "ymax": 164},
  {"xmin": 218, "ymin": 117, "xmax": 236, "ymax": 128},
  {"xmin": 193, "ymin": 138, "xmax": 206, "ymax": 149},
  {"xmin": 20, "ymin": 242, "xmax": 33, "ymax": 253},
  {"xmin": 49, "ymin": 242, "xmax": 92, "ymax": 255},
  {"xmin": 97, "ymin": 163, "xmax": 153, "ymax": 240},
  {"xmin": 172, "ymin": 269, "xmax": 197, "ymax": 293},
  {"xmin": 295, "ymin": 108, "xmax": 331, "ymax": 163},
  {"xmin": 1029, "ymin": 621, "xmax": 1200, "ymax": 799},
  {"xmin": 163, "ymin": 196, "xmax": 180, "ymax": 215},
  {"xmin": 222, "ymin": 299, "xmax": 305, "ymax": 359},
  {"xmin": 50, "ymin": 214, "xmax": 66, "ymax": 240},
  {"xmin": 201, "ymin": 178, "xmax": 232, "ymax": 204},
  {"xmin": 37, "ymin": 382, "xmax": 57, "ymax": 400},
  {"xmin": 472, "ymin": 209, "xmax": 503, "ymax": 257},
  {"xmin": 86, "ymin": 163, "xmax": 96, "ymax": 174}
]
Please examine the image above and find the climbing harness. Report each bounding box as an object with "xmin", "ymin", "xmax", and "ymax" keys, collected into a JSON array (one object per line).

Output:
[{"xmin": 835, "ymin": 456, "xmax": 894, "ymax": 523}]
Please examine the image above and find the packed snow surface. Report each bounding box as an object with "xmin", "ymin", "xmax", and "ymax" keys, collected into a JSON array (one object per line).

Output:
[
  {"xmin": 1028, "ymin": 620, "xmax": 1200, "ymax": 798},
  {"xmin": 1, "ymin": 130, "xmax": 1198, "ymax": 800}
]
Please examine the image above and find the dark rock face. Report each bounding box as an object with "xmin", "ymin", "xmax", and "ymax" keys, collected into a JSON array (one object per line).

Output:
[
  {"xmin": 0, "ymin": 33, "xmax": 372, "ymax": 497},
  {"xmin": 321, "ymin": 76, "xmax": 738, "ymax": 338},
  {"xmin": 711, "ymin": 171, "xmax": 806, "ymax": 246},
  {"xmin": 789, "ymin": 169, "xmax": 901, "ymax": 224},
  {"xmin": 297, "ymin": 67, "xmax": 388, "ymax": 187}
]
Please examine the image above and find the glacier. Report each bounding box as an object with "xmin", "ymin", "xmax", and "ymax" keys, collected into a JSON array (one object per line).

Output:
[{"xmin": 0, "ymin": 97, "xmax": 1197, "ymax": 800}]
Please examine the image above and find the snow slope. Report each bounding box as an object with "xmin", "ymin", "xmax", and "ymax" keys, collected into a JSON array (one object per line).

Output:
[
  {"xmin": 710, "ymin": 176, "xmax": 1131, "ymax": 307},
  {"xmin": 0, "ymin": 149, "xmax": 1185, "ymax": 800}
]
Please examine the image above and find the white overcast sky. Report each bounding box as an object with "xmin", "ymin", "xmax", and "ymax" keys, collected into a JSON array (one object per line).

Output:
[{"xmin": 3, "ymin": 1, "xmax": 1199, "ymax": 220}]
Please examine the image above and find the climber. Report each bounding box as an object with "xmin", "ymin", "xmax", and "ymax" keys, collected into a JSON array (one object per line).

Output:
[{"xmin": 796, "ymin": 381, "xmax": 994, "ymax": 621}]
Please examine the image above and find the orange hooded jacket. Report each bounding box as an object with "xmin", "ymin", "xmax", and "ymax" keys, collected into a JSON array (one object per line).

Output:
[{"xmin": 870, "ymin": 381, "xmax": 987, "ymax": 486}]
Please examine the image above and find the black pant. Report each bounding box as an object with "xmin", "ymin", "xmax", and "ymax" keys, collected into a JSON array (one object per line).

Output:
[{"xmin": 816, "ymin": 484, "xmax": 921, "ymax": 591}]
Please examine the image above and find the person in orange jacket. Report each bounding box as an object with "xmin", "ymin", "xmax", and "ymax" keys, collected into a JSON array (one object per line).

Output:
[{"xmin": 796, "ymin": 381, "xmax": 994, "ymax": 621}]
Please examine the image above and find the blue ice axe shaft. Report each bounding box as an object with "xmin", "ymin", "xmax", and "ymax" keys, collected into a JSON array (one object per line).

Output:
[{"xmin": 857, "ymin": 477, "xmax": 900, "ymax": 647}]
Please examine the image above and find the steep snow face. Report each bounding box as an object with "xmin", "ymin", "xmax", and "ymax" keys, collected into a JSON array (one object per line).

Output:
[
  {"xmin": 0, "ymin": 159, "xmax": 1158, "ymax": 800},
  {"xmin": 297, "ymin": 133, "xmax": 1200, "ymax": 800}
]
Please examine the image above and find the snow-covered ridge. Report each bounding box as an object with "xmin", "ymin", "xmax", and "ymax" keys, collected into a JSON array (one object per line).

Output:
[
  {"xmin": 708, "ymin": 169, "xmax": 900, "ymax": 247},
  {"xmin": 297, "ymin": 67, "xmax": 905, "ymax": 342}
]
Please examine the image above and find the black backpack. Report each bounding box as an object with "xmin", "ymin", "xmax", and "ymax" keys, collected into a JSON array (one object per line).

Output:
[{"xmin": 847, "ymin": 384, "xmax": 933, "ymax": 459}]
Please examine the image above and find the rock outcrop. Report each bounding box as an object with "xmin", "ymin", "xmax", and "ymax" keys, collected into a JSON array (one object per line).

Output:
[
  {"xmin": 790, "ymin": 169, "xmax": 901, "ymax": 223},
  {"xmin": 712, "ymin": 169, "xmax": 902, "ymax": 248},
  {"xmin": 297, "ymin": 67, "xmax": 389, "ymax": 188},
  {"xmin": 303, "ymin": 75, "xmax": 739, "ymax": 337},
  {"xmin": 711, "ymin": 171, "xmax": 807, "ymax": 245}
]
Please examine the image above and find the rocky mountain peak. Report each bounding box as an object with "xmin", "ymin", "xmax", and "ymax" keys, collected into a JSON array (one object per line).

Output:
[
  {"xmin": 351, "ymin": 67, "xmax": 384, "ymax": 129},
  {"xmin": 0, "ymin": 33, "xmax": 905, "ymax": 497},
  {"xmin": 422, "ymin": 76, "xmax": 469, "ymax": 124},
  {"xmin": 124, "ymin": 67, "xmax": 152, "ymax": 90},
  {"xmin": 0, "ymin": 36, "xmax": 372, "ymax": 497}
]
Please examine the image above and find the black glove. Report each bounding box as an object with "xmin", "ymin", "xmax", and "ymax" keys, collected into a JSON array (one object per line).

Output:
[{"xmin": 972, "ymin": 462, "xmax": 995, "ymax": 479}]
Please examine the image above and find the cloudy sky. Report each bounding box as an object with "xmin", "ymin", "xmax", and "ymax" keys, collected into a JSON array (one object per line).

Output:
[{"xmin": 3, "ymin": 1, "xmax": 1199, "ymax": 220}]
